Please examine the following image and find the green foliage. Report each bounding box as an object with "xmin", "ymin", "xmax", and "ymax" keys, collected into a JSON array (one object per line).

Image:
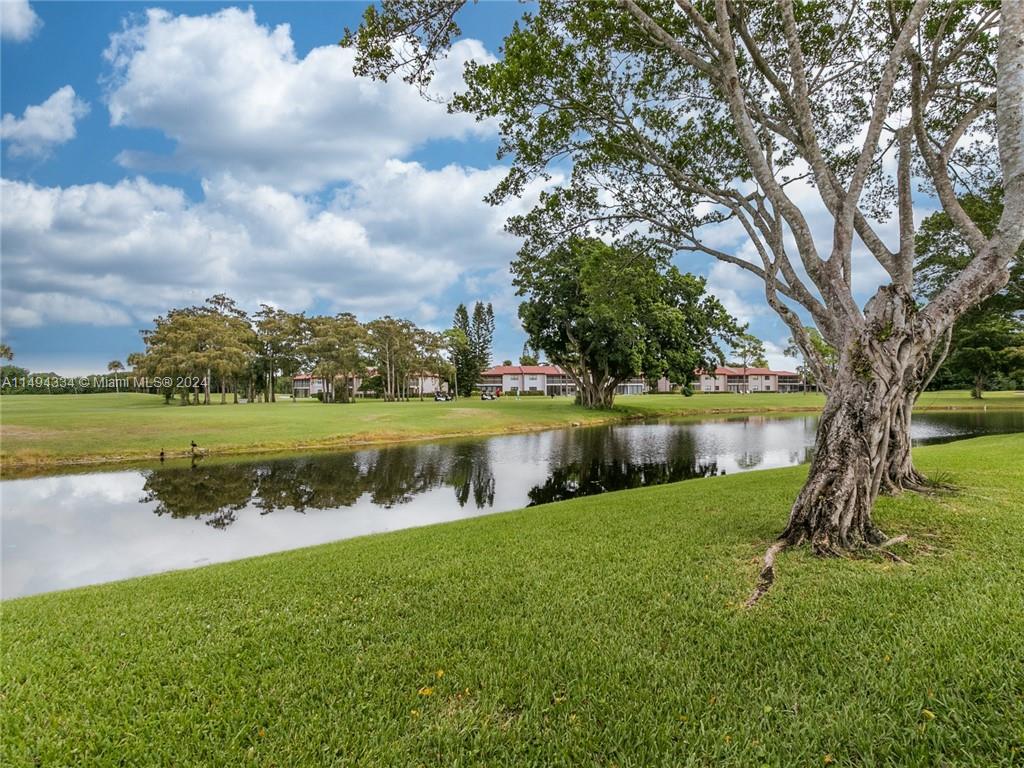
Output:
[
  {"xmin": 253, "ymin": 304, "xmax": 303, "ymax": 402},
  {"xmin": 301, "ymin": 313, "xmax": 366, "ymax": 403},
  {"xmin": 514, "ymin": 238, "xmax": 739, "ymax": 408},
  {"xmin": 784, "ymin": 327, "xmax": 838, "ymax": 389},
  {"xmin": 450, "ymin": 302, "xmax": 494, "ymax": 397},
  {"xmin": 134, "ymin": 295, "xmax": 257, "ymax": 403},
  {"xmin": 945, "ymin": 315, "xmax": 1024, "ymax": 397},
  {"xmin": 4, "ymin": 435, "xmax": 1024, "ymax": 765},
  {"xmin": 916, "ymin": 186, "xmax": 1024, "ymax": 395},
  {"xmin": 730, "ymin": 332, "xmax": 768, "ymax": 375},
  {"xmin": 364, "ymin": 316, "xmax": 446, "ymax": 401}
]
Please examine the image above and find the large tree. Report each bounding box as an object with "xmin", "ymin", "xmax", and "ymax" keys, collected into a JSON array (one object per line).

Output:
[
  {"xmin": 137, "ymin": 296, "xmax": 254, "ymax": 405},
  {"xmin": 942, "ymin": 315, "xmax": 1024, "ymax": 396},
  {"xmin": 346, "ymin": 1, "xmax": 1024, "ymax": 565},
  {"xmin": 515, "ymin": 237, "xmax": 737, "ymax": 407}
]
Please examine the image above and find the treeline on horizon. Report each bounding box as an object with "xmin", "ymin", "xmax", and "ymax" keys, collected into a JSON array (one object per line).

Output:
[{"xmin": 0, "ymin": 298, "xmax": 497, "ymax": 403}]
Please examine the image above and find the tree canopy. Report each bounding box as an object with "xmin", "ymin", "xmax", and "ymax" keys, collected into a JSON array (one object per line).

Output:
[
  {"xmin": 347, "ymin": 0, "xmax": 1024, "ymax": 559},
  {"xmin": 514, "ymin": 238, "xmax": 738, "ymax": 408}
]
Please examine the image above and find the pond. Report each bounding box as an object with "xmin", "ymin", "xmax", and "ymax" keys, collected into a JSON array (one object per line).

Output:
[{"xmin": 2, "ymin": 410, "xmax": 1021, "ymax": 598}]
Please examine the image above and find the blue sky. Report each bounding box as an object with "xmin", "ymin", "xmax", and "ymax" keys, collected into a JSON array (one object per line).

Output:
[{"xmin": 1, "ymin": 0, "xmax": 801, "ymax": 375}]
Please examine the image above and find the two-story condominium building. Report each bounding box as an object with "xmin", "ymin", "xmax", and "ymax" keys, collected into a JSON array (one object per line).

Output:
[
  {"xmin": 292, "ymin": 370, "xmax": 447, "ymax": 398},
  {"xmin": 690, "ymin": 366, "xmax": 807, "ymax": 393},
  {"xmin": 478, "ymin": 365, "xmax": 646, "ymax": 396}
]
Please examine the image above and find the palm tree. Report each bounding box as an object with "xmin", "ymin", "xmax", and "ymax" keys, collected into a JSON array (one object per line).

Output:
[
  {"xmin": 0, "ymin": 344, "xmax": 12, "ymax": 361},
  {"xmin": 107, "ymin": 360, "xmax": 125, "ymax": 393}
]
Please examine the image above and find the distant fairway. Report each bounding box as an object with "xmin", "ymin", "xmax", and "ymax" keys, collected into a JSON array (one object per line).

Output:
[{"xmin": 1, "ymin": 390, "xmax": 1020, "ymax": 470}]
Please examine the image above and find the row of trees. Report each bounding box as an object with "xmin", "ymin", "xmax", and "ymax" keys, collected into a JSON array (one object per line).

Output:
[{"xmin": 129, "ymin": 296, "xmax": 468, "ymax": 404}]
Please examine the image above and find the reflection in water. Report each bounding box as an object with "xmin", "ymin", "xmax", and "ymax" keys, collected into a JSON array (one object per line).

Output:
[
  {"xmin": 526, "ymin": 426, "xmax": 718, "ymax": 505},
  {"xmin": 137, "ymin": 428, "xmax": 730, "ymax": 527},
  {"xmin": 139, "ymin": 443, "xmax": 498, "ymax": 528},
  {"xmin": 3, "ymin": 410, "xmax": 1022, "ymax": 598}
]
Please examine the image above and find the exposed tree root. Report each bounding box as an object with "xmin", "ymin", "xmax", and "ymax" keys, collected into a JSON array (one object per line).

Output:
[
  {"xmin": 880, "ymin": 534, "xmax": 909, "ymax": 549},
  {"xmin": 745, "ymin": 532, "xmax": 912, "ymax": 607},
  {"xmin": 744, "ymin": 540, "xmax": 787, "ymax": 608},
  {"xmin": 883, "ymin": 471, "xmax": 954, "ymax": 495},
  {"xmin": 869, "ymin": 534, "xmax": 910, "ymax": 563}
]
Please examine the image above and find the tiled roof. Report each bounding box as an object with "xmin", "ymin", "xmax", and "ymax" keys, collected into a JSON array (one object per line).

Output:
[{"xmin": 481, "ymin": 364, "xmax": 566, "ymax": 376}]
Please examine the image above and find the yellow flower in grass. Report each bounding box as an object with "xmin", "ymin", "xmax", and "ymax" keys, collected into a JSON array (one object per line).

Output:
[
  {"xmin": 435, "ymin": 669, "xmax": 445, "ymax": 679},
  {"xmin": 418, "ymin": 686, "xmax": 434, "ymax": 697}
]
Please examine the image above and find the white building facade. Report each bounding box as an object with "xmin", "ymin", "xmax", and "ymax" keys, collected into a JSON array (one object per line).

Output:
[
  {"xmin": 478, "ymin": 365, "xmax": 645, "ymax": 396},
  {"xmin": 690, "ymin": 366, "xmax": 807, "ymax": 393}
]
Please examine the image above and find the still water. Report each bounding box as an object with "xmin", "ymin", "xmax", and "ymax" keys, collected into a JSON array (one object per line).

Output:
[{"xmin": 2, "ymin": 411, "xmax": 1021, "ymax": 598}]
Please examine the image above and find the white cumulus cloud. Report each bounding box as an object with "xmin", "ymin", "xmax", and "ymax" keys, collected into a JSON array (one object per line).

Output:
[
  {"xmin": 0, "ymin": 166, "xmax": 550, "ymax": 331},
  {"xmin": 103, "ymin": 7, "xmax": 496, "ymax": 192},
  {"xmin": 0, "ymin": 0, "xmax": 41, "ymax": 42},
  {"xmin": 1, "ymin": 85, "xmax": 89, "ymax": 158}
]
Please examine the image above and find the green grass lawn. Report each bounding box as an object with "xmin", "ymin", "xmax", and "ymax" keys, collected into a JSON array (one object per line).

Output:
[
  {"xmin": 3, "ymin": 434, "xmax": 1022, "ymax": 766},
  {"xmin": 2, "ymin": 389, "xmax": 1020, "ymax": 470}
]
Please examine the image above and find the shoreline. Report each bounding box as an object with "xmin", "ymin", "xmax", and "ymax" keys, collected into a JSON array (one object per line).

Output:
[
  {"xmin": 5, "ymin": 434, "xmax": 1022, "ymax": 764},
  {"xmin": 1, "ymin": 398, "xmax": 1015, "ymax": 476}
]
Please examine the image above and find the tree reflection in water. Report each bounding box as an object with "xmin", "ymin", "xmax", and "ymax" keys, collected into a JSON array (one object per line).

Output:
[
  {"xmin": 142, "ymin": 460, "xmax": 255, "ymax": 529},
  {"xmin": 140, "ymin": 443, "xmax": 499, "ymax": 528},
  {"xmin": 139, "ymin": 426, "xmax": 730, "ymax": 527},
  {"xmin": 525, "ymin": 426, "xmax": 717, "ymax": 505}
]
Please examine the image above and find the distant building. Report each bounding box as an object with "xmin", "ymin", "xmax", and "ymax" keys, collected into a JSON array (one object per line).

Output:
[
  {"xmin": 690, "ymin": 366, "xmax": 809, "ymax": 393},
  {"xmin": 292, "ymin": 370, "xmax": 447, "ymax": 398},
  {"xmin": 478, "ymin": 364, "xmax": 645, "ymax": 396}
]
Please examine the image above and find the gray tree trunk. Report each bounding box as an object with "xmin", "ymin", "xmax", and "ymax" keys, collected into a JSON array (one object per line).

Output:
[
  {"xmin": 880, "ymin": 391, "xmax": 930, "ymax": 494},
  {"xmin": 781, "ymin": 287, "xmax": 930, "ymax": 549}
]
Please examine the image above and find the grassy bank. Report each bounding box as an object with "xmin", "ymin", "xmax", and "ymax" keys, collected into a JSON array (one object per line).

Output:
[
  {"xmin": 2, "ymin": 389, "xmax": 1020, "ymax": 471},
  {"xmin": 3, "ymin": 434, "xmax": 1022, "ymax": 766}
]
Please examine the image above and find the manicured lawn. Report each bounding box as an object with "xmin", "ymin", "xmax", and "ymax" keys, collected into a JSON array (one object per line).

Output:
[
  {"xmin": 2, "ymin": 435, "xmax": 1022, "ymax": 766},
  {"xmin": 2, "ymin": 389, "xmax": 1020, "ymax": 470}
]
